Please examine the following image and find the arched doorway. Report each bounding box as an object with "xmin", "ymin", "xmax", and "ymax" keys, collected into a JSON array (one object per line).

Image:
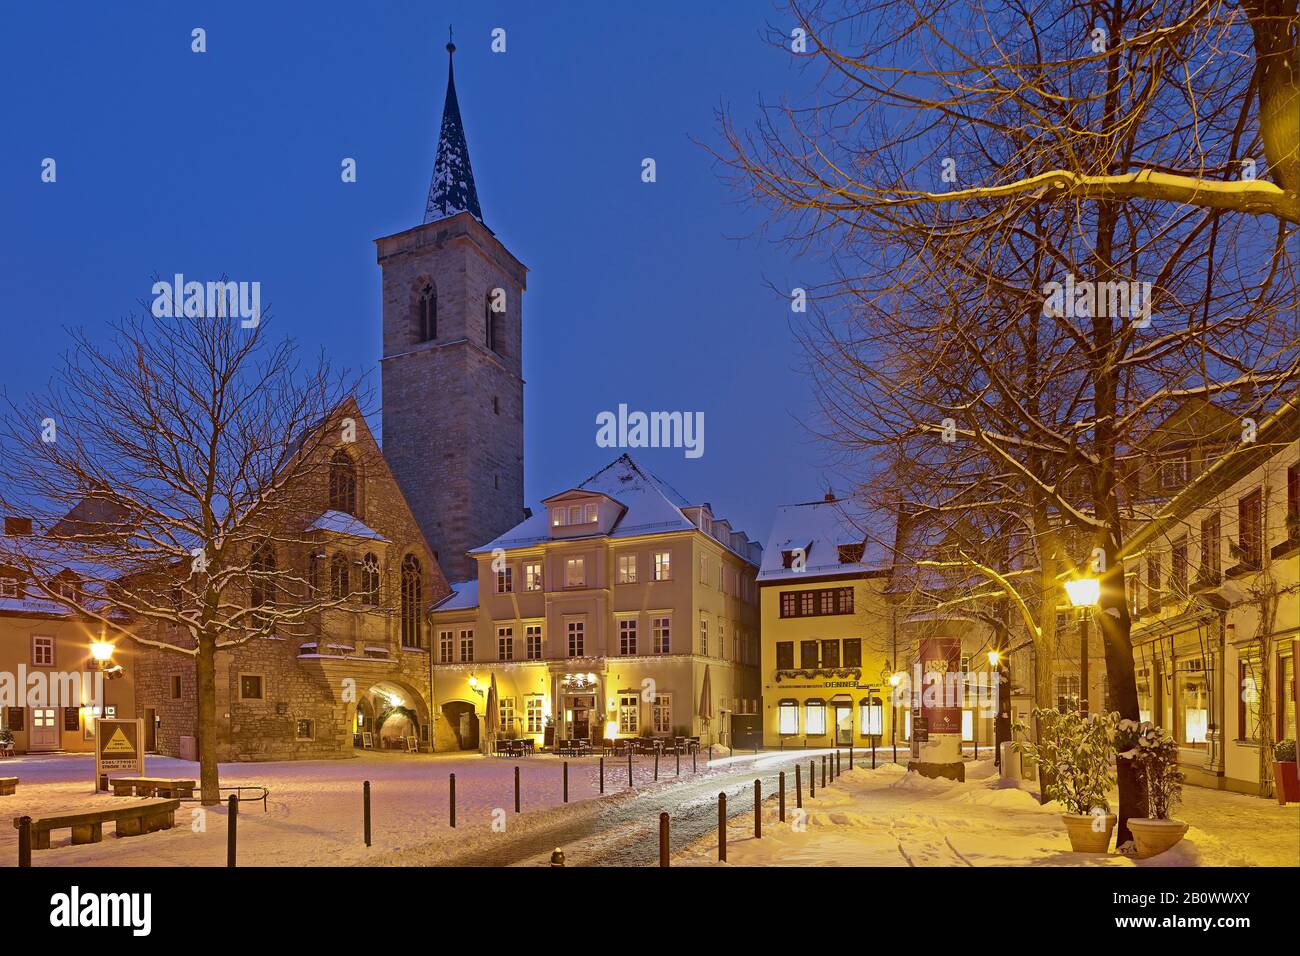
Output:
[
  {"xmin": 354, "ymin": 680, "xmax": 430, "ymax": 751},
  {"xmin": 441, "ymin": 700, "xmax": 479, "ymax": 751}
]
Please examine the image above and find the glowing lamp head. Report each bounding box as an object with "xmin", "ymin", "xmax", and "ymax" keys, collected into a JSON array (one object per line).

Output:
[
  {"xmin": 1064, "ymin": 576, "xmax": 1101, "ymax": 608},
  {"xmin": 987, "ymin": 650, "xmax": 1001, "ymax": 667},
  {"xmin": 888, "ymin": 672, "xmax": 902, "ymax": 687},
  {"xmin": 467, "ymin": 675, "xmax": 478, "ymax": 689},
  {"xmin": 90, "ymin": 640, "xmax": 114, "ymax": 664}
]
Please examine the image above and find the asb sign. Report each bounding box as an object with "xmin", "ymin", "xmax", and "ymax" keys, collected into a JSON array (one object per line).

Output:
[
  {"xmin": 918, "ymin": 637, "xmax": 962, "ymax": 737},
  {"xmin": 95, "ymin": 717, "xmax": 145, "ymax": 783}
]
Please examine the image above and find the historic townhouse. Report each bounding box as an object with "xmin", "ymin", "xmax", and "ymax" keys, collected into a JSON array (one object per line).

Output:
[
  {"xmin": 757, "ymin": 496, "xmax": 899, "ymax": 750},
  {"xmin": 1121, "ymin": 395, "xmax": 1298, "ymax": 794},
  {"xmin": 0, "ymin": 518, "xmax": 136, "ymax": 754},
  {"xmin": 428, "ymin": 454, "xmax": 762, "ymax": 752}
]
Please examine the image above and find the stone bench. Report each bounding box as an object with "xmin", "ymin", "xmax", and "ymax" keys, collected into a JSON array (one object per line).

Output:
[
  {"xmin": 109, "ymin": 777, "xmax": 196, "ymax": 798},
  {"xmin": 0, "ymin": 778, "xmax": 16, "ymax": 796},
  {"xmin": 15, "ymin": 798, "xmax": 181, "ymax": 849}
]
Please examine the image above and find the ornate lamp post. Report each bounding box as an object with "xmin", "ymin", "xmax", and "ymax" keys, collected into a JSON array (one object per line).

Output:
[{"xmin": 1063, "ymin": 576, "xmax": 1101, "ymax": 714}]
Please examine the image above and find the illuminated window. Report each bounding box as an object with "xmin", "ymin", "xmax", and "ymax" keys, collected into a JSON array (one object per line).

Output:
[
  {"xmin": 653, "ymin": 551, "xmax": 672, "ymax": 581},
  {"xmin": 1176, "ymin": 660, "xmax": 1207, "ymax": 748},
  {"xmin": 525, "ymin": 696, "xmax": 544, "ymax": 734},
  {"xmin": 859, "ymin": 697, "xmax": 883, "ymax": 736},
  {"xmin": 328, "ymin": 449, "xmax": 357, "ymax": 516},
  {"xmin": 565, "ymin": 557, "xmax": 585, "ymax": 588},
  {"xmin": 619, "ymin": 694, "xmax": 639, "ymax": 734},
  {"xmin": 498, "ymin": 696, "xmax": 515, "ymax": 731},
  {"xmin": 524, "ymin": 561, "xmax": 542, "ymax": 591},
  {"xmin": 651, "ymin": 694, "xmax": 672, "ymax": 734},
  {"xmin": 805, "ymin": 700, "xmax": 826, "ymax": 735},
  {"xmin": 778, "ymin": 700, "xmax": 799, "ymax": 735},
  {"xmin": 617, "ymin": 554, "xmax": 637, "ymax": 584}
]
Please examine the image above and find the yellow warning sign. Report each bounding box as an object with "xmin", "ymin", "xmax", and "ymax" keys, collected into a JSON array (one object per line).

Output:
[{"xmin": 102, "ymin": 727, "xmax": 135, "ymax": 754}]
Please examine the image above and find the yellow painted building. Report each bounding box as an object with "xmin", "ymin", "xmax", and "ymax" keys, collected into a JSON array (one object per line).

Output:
[
  {"xmin": 429, "ymin": 454, "xmax": 761, "ymax": 751},
  {"xmin": 0, "ymin": 539, "xmax": 135, "ymax": 754},
  {"xmin": 758, "ymin": 496, "xmax": 901, "ymax": 751}
]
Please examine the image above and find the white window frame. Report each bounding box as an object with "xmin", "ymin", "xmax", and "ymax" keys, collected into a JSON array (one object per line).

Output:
[
  {"xmin": 567, "ymin": 620, "xmax": 585, "ymax": 657},
  {"xmin": 652, "ymin": 694, "xmax": 673, "ymax": 734},
  {"xmin": 805, "ymin": 700, "xmax": 826, "ymax": 735},
  {"xmin": 496, "ymin": 566, "xmax": 513, "ymax": 593},
  {"xmin": 525, "ymin": 695, "xmax": 544, "ymax": 734},
  {"xmin": 525, "ymin": 624, "xmax": 543, "ymax": 660},
  {"xmin": 619, "ymin": 693, "xmax": 639, "ymax": 734},
  {"xmin": 618, "ymin": 618, "xmax": 637, "ymax": 655},
  {"xmin": 652, "ymin": 616, "xmax": 671, "ymax": 654},
  {"xmin": 565, "ymin": 557, "xmax": 586, "ymax": 588},
  {"xmin": 458, "ymin": 628, "xmax": 475, "ymax": 663},
  {"xmin": 653, "ymin": 551, "xmax": 671, "ymax": 581},
  {"xmin": 617, "ymin": 553, "xmax": 638, "ymax": 584},
  {"xmin": 499, "ymin": 696, "xmax": 516, "ymax": 732},
  {"xmin": 778, "ymin": 701, "xmax": 799, "ymax": 735},
  {"xmin": 524, "ymin": 561, "xmax": 543, "ymax": 592},
  {"xmin": 497, "ymin": 626, "xmax": 513, "ymax": 661},
  {"xmin": 699, "ymin": 616, "xmax": 708, "ymax": 657},
  {"xmin": 31, "ymin": 635, "xmax": 55, "ymax": 668},
  {"xmin": 438, "ymin": 630, "xmax": 454, "ymax": 663}
]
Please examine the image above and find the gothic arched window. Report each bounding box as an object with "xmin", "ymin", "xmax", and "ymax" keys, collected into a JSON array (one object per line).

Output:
[
  {"xmin": 328, "ymin": 449, "xmax": 357, "ymax": 516},
  {"xmin": 484, "ymin": 291, "xmax": 496, "ymax": 352},
  {"xmin": 400, "ymin": 554, "xmax": 422, "ymax": 648},
  {"xmin": 417, "ymin": 283, "xmax": 437, "ymax": 342},
  {"xmin": 330, "ymin": 552, "xmax": 350, "ymax": 600},
  {"xmin": 361, "ymin": 553, "xmax": 380, "ymax": 605},
  {"xmin": 250, "ymin": 542, "xmax": 276, "ymax": 615}
]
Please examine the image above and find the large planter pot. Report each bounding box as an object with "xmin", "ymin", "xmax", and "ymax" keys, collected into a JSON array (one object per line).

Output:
[
  {"xmin": 1061, "ymin": 813, "xmax": 1116, "ymax": 853},
  {"xmin": 1128, "ymin": 818, "xmax": 1190, "ymax": 859},
  {"xmin": 1273, "ymin": 762, "xmax": 1299, "ymax": 805}
]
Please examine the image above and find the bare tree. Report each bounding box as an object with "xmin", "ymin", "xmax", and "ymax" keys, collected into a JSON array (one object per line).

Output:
[
  {"xmin": 718, "ymin": 0, "xmax": 1299, "ymax": 844},
  {"xmin": 0, "ymin": 303, "xmax": 375, "ymax": 804}
]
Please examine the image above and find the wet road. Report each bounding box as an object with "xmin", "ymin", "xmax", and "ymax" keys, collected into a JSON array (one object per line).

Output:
[{"xmin": 434, "ymin": 748, "xmax": 871, "ymax": 867}]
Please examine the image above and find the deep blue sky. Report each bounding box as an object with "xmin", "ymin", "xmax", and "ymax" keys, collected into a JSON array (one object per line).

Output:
[{"xmin": 1, "ymin": 0, "xmax": 836, "ymax": 546}]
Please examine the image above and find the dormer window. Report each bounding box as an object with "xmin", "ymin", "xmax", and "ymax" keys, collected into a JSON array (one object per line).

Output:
[
  {"xmin": 1160, "ymin": 453, "xmax": 1190, "ymax": 489},
  {"xmin": 838, "ymin": 543, "xmax": 865, "ymax": 564},
  {"xmin": 551, "ymin": 502, "xmax": 599, "ymax": 528}
]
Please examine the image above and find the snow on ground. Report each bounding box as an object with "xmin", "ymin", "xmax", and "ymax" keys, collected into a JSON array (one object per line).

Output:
[
  {"xmin": 0, "ymin": 747, "xmax": 734, "ymax": 867},
  {"xmin": 675, "ymin": 758, "xmax": 1300, "ymax": 867}
]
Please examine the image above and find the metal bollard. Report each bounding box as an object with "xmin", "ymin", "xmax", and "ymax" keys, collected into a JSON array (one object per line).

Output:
[
  {"xmin": 779, "ymin": 771, "xmax": 786, "ymax": 823},
  {"xmin": 810, "ymin": 760, "xmax": 816, "ymax": 798},
  {"xmin": 659, "ymin": 812, "xmax": 670, "ymax": 867},
  {"xmin": 599, "ymin": 756, "xmax": 605, "ymax": 794},
  {"xmin": 628, "ymin": 752, "xmax": 634, "ymax": 789},
  {"xmin": 450, "ymin": 772, "xmax": 456, "ymax": 828},
  {"xmin": 754, "ymin": 779, "xmax": 762, "ymax": 839},
  {"xmin": 654, "ymin": 750, "xmax": 659, "ymax": 781},
  {"xmin": 514, "ymin": 765, "xmax": 521, "ymax": 813},
  {"xmin": 363, "ymin": 780, "xmax": 371, "ymax": 847},
  {"xmin": 717, "ymin": 792, "xmax": 727, "ymax": 862},
  {"xmin": 796, "ymin": 763, "xmax": 803, "ymax": 808},
  {"xmin": 563, "ymin": 761, "xmax": 569, "ymax": 803},
  {"xmin": 227, "ymin": 794, "xmax": 239, "ymax": 867},
  {"xmin": 16, "ymin": 816, "xmax": 31, "ymax": 868}
]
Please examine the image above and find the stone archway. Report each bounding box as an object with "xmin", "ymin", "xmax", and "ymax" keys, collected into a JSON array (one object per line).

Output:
[
  {"xmin": 353, "ymin": 679, "xmax": 431, "ymax": 751},
  {"xmin": 440, "ymin": 700, "xmax": 479, "ymax": 751}
]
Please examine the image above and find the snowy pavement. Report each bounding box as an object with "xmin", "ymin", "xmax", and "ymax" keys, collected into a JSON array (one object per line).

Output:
[
  {"xmin": 674, "ymin": 758, "xmax": 1300, "ymax": 867},
  {"xmin": 0, "ymin": 746, "xmax": 789, "ymax": 867}
]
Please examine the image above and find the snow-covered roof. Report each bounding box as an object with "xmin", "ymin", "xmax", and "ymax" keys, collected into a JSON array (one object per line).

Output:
[
  {"xmin": 306, "ymin": 510, "xmax": 388, "ymax": 542},
  {"xmin": 432, "ymin": 579, "xmax": 478, "ymax": 612},
  {"xmin": 758, "ymin": 497, "xmax": 896, "ymax": 582},
  {"xmin": 469, "ymin": 454, "xmax": 760, "ymax": 566}
]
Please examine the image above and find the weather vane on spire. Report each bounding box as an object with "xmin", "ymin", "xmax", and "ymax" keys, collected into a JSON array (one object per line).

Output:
[{"xmin": 446, "ymin": 24, "xmax": 455, "ymax": 55}]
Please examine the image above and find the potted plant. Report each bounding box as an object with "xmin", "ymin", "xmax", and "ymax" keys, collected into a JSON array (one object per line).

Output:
[
  {"xmin": 1014, "ymin": 707, "xmax": 1119, "ymax": 852},
  {"xmin": 1117, "ymin": 720, "xmax": 1188, "ymax": 858},
  {"xmin": 1274, "ymin": 739, "xmax": 1298, "ymax": 805}
]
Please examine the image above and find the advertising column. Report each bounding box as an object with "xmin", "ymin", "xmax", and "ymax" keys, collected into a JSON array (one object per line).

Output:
[{"xmin": 908, "ymin": 636, "xmax": 965, "ymax": 782}]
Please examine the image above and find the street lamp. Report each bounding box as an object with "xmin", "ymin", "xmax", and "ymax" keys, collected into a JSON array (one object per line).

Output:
[
  {"xmin": 884, "ymin": 669, "xmax": 903, "ymax": 763},
  {"xmin": 89, "ymin": 640, "xmax": 115, "ymax": 669},
  {"xmin": 1063, "ymin": 575, "xmax": 1100, "ymax": 715}
]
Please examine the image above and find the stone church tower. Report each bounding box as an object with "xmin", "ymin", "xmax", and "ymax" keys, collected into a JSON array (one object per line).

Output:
[{"xmin": 378, "ymin": 40, "xmax": 527, "ymax": 582}]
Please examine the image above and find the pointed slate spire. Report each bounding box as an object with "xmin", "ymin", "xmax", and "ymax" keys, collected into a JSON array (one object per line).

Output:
[{"xmin": 424, "ymin": 35, "xmax": 483, "ymax": 225}]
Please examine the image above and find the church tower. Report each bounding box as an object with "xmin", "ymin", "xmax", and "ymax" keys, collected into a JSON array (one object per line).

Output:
[{"xmin": 378, "ymin": 39, "xmax": 526, "ymax": 582}]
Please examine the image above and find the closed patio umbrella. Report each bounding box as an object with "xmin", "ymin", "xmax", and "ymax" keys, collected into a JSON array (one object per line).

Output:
[
  {"xmin": 698, "ymin": 665, "xmax": 714, "ymax": 747},
  {"xmin": 483, "ymin": 673, "xmax": 499, "ymax": 754}
]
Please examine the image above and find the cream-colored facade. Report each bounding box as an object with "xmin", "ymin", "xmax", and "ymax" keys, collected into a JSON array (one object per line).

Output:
[
  {"xmin": 0, "ymin": 574, "xmax": 135, "ymax": 755},
  {"xmin": 429, "ymin": 455, "xmax": 761, "ymax": 751},
  {"xmin": 1122, "ymin": 397, "xmax": 1298, "ymax": 794}
]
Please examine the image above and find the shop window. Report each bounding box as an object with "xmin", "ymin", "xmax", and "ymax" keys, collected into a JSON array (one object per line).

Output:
[
  {"xmin": 805, "ymin": 699, "xmax": 826, "ymax": 735},
  {"xmin": 1175, "ymin": 660, "xmax": 1208, "ymax": 748},
  {"xmin": 778, "ymin": 699, "xmax": 799, "ymax": 735}
]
